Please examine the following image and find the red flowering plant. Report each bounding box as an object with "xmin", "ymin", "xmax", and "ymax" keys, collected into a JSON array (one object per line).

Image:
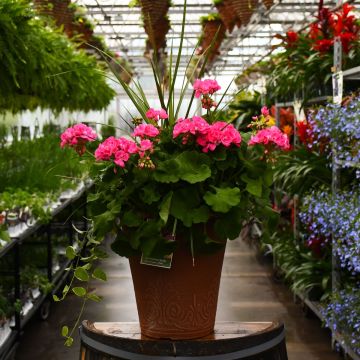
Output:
[
  {"xmin": 55, "ymin": 4, "xmax": 289, "ymax": 346},
  {"xmin": 266, "ymin": 3, "xmax": 360, "ymax": 102}
]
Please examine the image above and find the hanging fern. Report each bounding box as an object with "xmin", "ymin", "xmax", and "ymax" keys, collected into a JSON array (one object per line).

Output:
[{"xmin": 0, "ymin": 0, "xmax": 115, "ymax": 113}]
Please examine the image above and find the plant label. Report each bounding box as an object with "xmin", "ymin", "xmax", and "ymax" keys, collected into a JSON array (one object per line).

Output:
[
  {"xmin": 141, "ymin": 253, "xmax": 173, "ymax": 269},
  {"xmin": 332, "ymin": 72, "xmax": 343, "ymax": 105}
]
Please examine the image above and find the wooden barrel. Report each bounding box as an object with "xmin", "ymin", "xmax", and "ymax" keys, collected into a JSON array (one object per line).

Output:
[{"xmin": 79, "ymin": 321, "xmax": 288, "ymax": 360}]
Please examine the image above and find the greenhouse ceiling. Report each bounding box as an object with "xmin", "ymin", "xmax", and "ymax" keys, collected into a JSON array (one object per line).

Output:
[{"xmin": 77, "ymin": 0, "xmax": 359, "ymax": 77}]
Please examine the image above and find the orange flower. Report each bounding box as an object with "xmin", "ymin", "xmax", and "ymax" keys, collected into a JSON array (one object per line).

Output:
[{"xmin": 282, "ymin": 125, "xmax": 293, "ymax": 136}]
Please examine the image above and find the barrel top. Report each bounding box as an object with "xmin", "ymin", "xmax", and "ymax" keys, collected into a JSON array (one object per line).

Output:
[
  {"xmin": 84, "ymin": 321, "xmax": 278, "ymax": 341},
  {"xmin": 81, "ymin": 321, "xmax": 285, "ymax": 357}
]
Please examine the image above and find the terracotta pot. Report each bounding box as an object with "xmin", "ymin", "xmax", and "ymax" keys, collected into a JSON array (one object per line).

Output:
[
  {"xmin": 199, "ymin": 19, "xmax": 226, "ymax": 62},
  {"xmin": 230, "ymin": 0, "xmax": 258, "ymax": 26},
  {"xmin": 263, "ymin": 0, "xmax": 274, "ymax": 9},
  {"xmin": 215, "ymin": 2, "xmax": 237, "ymax": 33},
  {"xmin": 129, "ymin": 244, "xmax": 226, "ymax": 340}
]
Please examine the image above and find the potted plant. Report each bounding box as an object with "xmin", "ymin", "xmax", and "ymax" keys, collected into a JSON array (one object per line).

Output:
[{"xmin": 56, "ymin": 4, "xmax": 289, "ymax": 346}]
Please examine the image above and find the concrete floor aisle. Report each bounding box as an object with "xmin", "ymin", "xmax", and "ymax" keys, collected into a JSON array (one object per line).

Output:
[{"xmin": 15, "ymin": 239, "xmax": 340, "ymax": 360}]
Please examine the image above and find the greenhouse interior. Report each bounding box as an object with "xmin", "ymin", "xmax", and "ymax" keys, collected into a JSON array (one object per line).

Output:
[{"xmin": 0, "ymin": 0, "xmax": 360, "ymax": 359}]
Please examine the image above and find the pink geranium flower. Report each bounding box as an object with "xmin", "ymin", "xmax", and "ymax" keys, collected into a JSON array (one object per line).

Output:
[
  {"xmin": 95, "ymin": 136, "xmax": 138, "ymax": 167},
  {"xmin": 132, "ymin": 124, "xmax": 160, "ymax": 138},
  {"xmin": 114, "ymin": 150, "xmax": 130, "ymax": 168},
  {"xmin": 173, "ymin": 117, "xmax": 241, "ymax": 152},
  {"xmin": 60, "ymin": 123, "xmax": 97, "ymax": 155},
  {"xmin": 94, "ymin": 136, "xmax": 120, "ymax": 161},
  {"xmin": 173, "ymin": 116, "xmax": 209, "ymax": 137},
  {"xmin": 193, "ymin": 79, "xmax": 221, "ymax": 98},
  {"xmin": 197, "ymin": 122, "xmax": 241, "ymax": 153},
  {"xmin": 248, "ymin": 126, "xmax": 290, "ymax": 150},
  {"xmin": 261, "ymin": 106, "xmax": 270, "ymax": 117},
  {"xmin": 138, "ymin": 139, "xmax": 154, "ymax": 158},
  {"xmin": 146, "ymin": 108, "xmax": 168, "ymax": 121}
]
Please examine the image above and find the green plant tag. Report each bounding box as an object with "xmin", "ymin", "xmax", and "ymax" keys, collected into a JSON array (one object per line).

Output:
[{"xmin": 140, "ymin": 253, "xmax": 173, "ymax": 269}]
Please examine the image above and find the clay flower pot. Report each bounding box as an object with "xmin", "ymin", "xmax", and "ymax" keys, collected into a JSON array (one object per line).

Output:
[
  {"xmin": 34, "ymin": 0, "xmax": 73, "ymax": 35},
  {"xmin": 215, "ymin": 1, "xmax": 240, "ymax": 33},
  {"xmin": 129, "ymin": 244, "xmax": 226, "ymax": 340},
  {"xmin": 140, "ymin": 0, "xmax": 170, "ymax": 51},
  {"xmin": 230, "ymin": 0, "xmax": 258, "ymax": 26},
  {"xmin": 263, "ymin": 0, "xmax": 274, "ymax": 9},
  {"xmin": 200, "ymin": 19, "xmax": 226, "ymax": 62}
]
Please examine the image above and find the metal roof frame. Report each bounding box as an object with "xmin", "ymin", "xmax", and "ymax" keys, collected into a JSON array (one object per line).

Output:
[{"xmin": 77, "ymin": 0, "xmax": 360, "ymax": 77}]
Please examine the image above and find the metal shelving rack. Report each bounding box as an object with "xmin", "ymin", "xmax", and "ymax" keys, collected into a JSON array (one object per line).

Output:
[
  {"xmin": 273, "ymin": 1, "xmax": 360, "ymax": 356},
  {"xmin": 0, "ymin": 182, "xmax": 91, "ymax": 360}
]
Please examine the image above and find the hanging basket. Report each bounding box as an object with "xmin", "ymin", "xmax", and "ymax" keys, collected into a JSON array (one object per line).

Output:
[
  {"xmin": 200, "ymin": 19, "xmax": 226, "ymax": 62},
  {"xmin": 140, "ymin": 0, "xmax": 170, "ymax": 24},
  {"xmin": 229, "ymin": 0, "xmax": 258, "ymax": 26},
  {"xmin": 140, "ymin": 0, "xmax": 170, "ymax": 51},
  {"xmin": 34, "ymin": 0, "xmax": 73, "ymax": 35},
  {"xmin": 263, "ymin": 0, "xmax": 274, "ymax": 9},
  {"xmin": 215, "ymin": 2, "xmax": 237, "ymax": 33}
]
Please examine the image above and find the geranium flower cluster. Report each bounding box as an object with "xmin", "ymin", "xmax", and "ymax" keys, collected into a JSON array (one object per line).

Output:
[
  {"xmin": 132, "ymin": 124, "xmax": 159, "ymax": 138},
  {"xmin": 309, "ymin": 97, "xmax": 360, "ymax": 174},
  {"xmin": 193, "ymin": 79, "xmax": 221, "ymax": 110},
  {"xmin": 299, "ymin": 188, "xmax": 360, "ymax": 273},
  {"xmin": 146, "ymin": 108, "xmax": 168, "ymax": 122},
  {"xmin": 60, "ymin": 123, "xmax": 97, "ymax": 155},
  {"xmin": 94, "ymin": 136, "xmax": 138, "ymax": 168},
  {"xmin": 173, "ymin": 116, "xmax": 241, "ymax": 153},
  {"xmin": 323, "ymin": 287, "xmax": 360, "ymax": 356},
  {"xmin": 248, "ymin": 126, "xmax": 290, "ymax": 150}
]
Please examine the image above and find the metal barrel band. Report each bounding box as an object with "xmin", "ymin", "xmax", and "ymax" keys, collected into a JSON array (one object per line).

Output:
[{"xmin": 80, "ymin": 327, "xmax": 286, "ymax": 360}]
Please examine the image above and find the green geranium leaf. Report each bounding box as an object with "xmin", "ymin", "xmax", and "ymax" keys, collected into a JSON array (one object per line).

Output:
[
  {"xmin": 170, "ymin": 188, "xmax": 209, "ymax": 227},
  {"xmin": 87, "ymin": 193, "xmax": 100, "ymax": 203},
  {"xmin": 93, "ymin": 211, "xmax": 115, "ymax": 237},
  {"xmin": 121, "ymin": 211, "xmax": 142, "ymax": 227},
  {"xmin": 263, "ymin": 168, "xmax": 274, "ymax": 187},
  {"xmin": 176, "ymin": 151, "xmax": 211, "ymax": 184},
  {"xmin": 107, "ymin": 199, "xmax": 122, "ymax": 215},
  {"xmin": 139, "ymin": 183, "xmax": 161, "ymax": 204},
  {"xmin": 203, "ymin": 187, "xmax": 241, "ymax": 213},
  {"xmin": 65, "ymin": 246, "xmax": 76, "ymax": 260},
  {"xmin": 214, "ymin": 207, "xmax": 244, "ymax": 240},
  {"xmin": 159, "ymin": 191, "xmax": 173, "ymax": 224},
  {"xmin": 92, "ymin": 268, "xmax": 107, "ymax": 281},
  {"xmin": 111, "ymin": 233, "xmax": 139, "ymax": 257},
  {"xmin": 72, "ymin": 287, "xmax": 86, "ymax": 297},
  {"xmin": 241, "ymin": 174, "xmax": 263, "ymax": 197},
  {"xmin": 154, "ymin": 159, "xmax": 180, "ymax": 183},
  {"xmin": 74, "ymin": 267, "xmax": 89, "ymax": 282}
]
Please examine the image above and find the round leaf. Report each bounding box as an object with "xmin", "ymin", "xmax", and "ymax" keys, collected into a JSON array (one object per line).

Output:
[
  {"xmin": 74, "ymin": 268, "xmax": 89, "ymax": 282},
  {"xmin": 72, "ymin": 287, "xmax": 86, "ymax": 297},
  {"xmin": 92, "ymin": 268, "xmax": 107, "ymax": 281}
]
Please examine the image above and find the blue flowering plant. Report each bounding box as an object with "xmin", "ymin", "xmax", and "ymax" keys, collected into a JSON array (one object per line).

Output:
[
  {"xmin": 299, "ymin": 187, "xmax": 360, "ymax": 275},
  {"xmin": 323, "ymin": 287, "xmax": 360, "ymax": 356},
  {"xmin": 309, "ymin": 97, "xmax": 360, "ymax": 175}
]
